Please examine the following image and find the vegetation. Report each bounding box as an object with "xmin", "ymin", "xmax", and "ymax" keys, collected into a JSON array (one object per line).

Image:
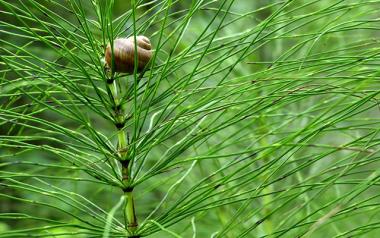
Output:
[{"xmin": 1, "ymin": 0, "xmax": 380, "ymax": 237}]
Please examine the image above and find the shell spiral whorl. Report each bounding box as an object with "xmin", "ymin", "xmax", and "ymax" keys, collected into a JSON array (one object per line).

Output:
[{"xmin": 105, "ymin": 36, "xmax": 152, "ymax": 74}]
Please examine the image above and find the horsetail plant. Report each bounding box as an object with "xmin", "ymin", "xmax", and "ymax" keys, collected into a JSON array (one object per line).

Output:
[{"xmin": 1, "ymin": 0, "xmax": 380, "ymax": 237}]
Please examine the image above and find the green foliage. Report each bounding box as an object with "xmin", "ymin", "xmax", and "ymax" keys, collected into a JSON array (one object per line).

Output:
[{"xmin": 1, "ymin": 0, "xmax": 380, "ymax": 237}]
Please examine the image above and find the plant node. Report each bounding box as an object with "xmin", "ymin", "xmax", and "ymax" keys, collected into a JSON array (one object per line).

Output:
[
  {"xmin": 123, "ymin": 186, "xmax": 134, "ymax": 193},
  {"xmin": 115, "ymin": 121, "xmax": 125, "ymax": 129},
  {"xmin": 106, "ymin": 78, "xmax": 114, "ymax": 84},
  {"xmin": 121, "ymin": 159, "xmax": 130, "ymax": 168}
]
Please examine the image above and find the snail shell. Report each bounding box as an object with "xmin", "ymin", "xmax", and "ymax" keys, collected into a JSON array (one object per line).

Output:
[{"xmin": 105, "ymin": 36, "xmax": 152, "ymax": 73}]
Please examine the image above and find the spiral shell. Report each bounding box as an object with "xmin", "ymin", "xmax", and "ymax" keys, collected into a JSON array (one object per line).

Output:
[{"xmin": 105, "ymin": 36, "xmax": 152, "ymax": 73}]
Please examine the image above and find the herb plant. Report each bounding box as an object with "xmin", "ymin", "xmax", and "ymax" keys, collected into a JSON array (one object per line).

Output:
[{"xmin": 1, "ymin": 1, "xmax": 380, "ymax": 237}]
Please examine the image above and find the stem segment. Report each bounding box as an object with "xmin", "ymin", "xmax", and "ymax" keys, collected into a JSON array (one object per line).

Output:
[{"xmin": 125, "ymin": 190, "xmax": 138, "ymax": 231}]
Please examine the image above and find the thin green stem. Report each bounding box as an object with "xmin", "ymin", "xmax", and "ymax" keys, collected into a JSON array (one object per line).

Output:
[
  {"xmin": 118, "ymin": 130, "xmax": 128, "ymax": 159},
  {"xmin": 106, "ymin": 77, "xmax": 138, "ymax": 235},
  {"xmin": 125, "ymin": 191, "xmax": 138, "ymax": 233}
]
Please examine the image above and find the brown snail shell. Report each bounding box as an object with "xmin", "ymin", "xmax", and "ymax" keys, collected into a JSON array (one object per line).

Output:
[{"xmin": 105, "ymin": 36, "xmax": 152, "ymax": 73}]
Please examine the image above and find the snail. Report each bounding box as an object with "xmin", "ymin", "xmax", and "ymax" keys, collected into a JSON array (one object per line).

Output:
[{"xmin": 105, "ymin": 35, "xmax": 152, "ymax": 74}]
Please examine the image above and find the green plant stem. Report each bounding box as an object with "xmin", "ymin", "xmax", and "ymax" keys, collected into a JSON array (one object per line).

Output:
[
  {"xmin": 118, "ymin": 130, "xmax": 128, "ymax": 159},
  {"xmin": 107, "ymin": 79, "xmax": 138, "ymax": 234},
  {"xmin": 125, "ymin": 191, "xmax": 138, "ymax": 232}
]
